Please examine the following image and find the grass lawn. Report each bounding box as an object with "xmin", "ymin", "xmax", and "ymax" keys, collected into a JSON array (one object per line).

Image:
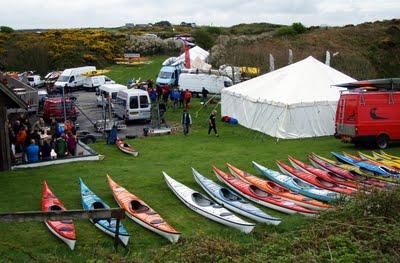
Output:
[{"xmin": 1, "ymin": 59, "xmax": 399, "ymax": 262}]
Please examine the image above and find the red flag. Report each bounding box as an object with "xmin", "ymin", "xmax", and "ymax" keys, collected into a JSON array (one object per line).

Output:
[{"xmin": 184, "ymin": 42, "xmax": 190, "ymax": 69}]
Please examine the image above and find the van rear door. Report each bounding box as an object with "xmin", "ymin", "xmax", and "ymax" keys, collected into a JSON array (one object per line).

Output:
[{"xmin": 336, "ymin": 94, "xmax": 358, "ymax": 137}]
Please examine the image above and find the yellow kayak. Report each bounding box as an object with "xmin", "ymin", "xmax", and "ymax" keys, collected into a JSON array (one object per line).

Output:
[
  {"xmin": 358, "ymin": 152, "xmax": 400, "ymax": 169},
  {"xmin": 376, "ymin": 151, "xmax": 400, "ymax": 162},
  {"xmin": 82, "ymin": 69, "xmax": 110, "ymax": 77}
]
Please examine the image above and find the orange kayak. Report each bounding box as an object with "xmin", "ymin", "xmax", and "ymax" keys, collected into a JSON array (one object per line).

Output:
[
  {"xmin": 107, "ymin": 175, "xmax": 180, "ymax": 243},
  {"xmin": 42, "ymin": 181, "xmax": 76, "ymax": 250},
  {"xmin": 226, "ymin": 163, "xmax": 332, "ymax": 210}
]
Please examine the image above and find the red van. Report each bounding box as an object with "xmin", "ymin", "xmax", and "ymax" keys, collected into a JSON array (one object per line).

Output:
[
  {"xmin": 335, "ymin": 79, "xmax": 400, "ymax": 149},
  {"xmin": 42, "ymin": 98, "xmax": 78, "ymax": 122}
]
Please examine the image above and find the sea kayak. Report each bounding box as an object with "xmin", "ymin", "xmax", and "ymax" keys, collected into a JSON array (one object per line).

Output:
[
  {"xmin": 213, "ymin": 166, "xmax": 318, "ymax": 216},
  {"xmin": 276, "ymin": 160, "xmax": 355, "ymax": 195},
  {"xmin": 309, "ymin": 153, "xmax": 389, "ymax": 188},
  {"xmin": 313, "ymin": 154, "xmax": 399, "ymax": 184},
  {"xmin": 288, "ymin": 156, "xmax": 359, "ymax": 190},
  {"xmin": 358, "ymin": 152, "xmax": 400, "ymax": 169},
  {"xmin": 253, "ymin": 161, "xmax": 340, "ymax": 202},
  {"xmin": 116, "ymin": 138, "xmax": 138, "ymax": 157},
  {"xmin": 333, "ymin": 152, "xmax": 400, "ymax": 178},
  {"xmin": 79, "ymin": 178, "xmax": 130, "ymax": 246},
  {"xmin": 226, "ymin": 163, "xmax": 332, "ymax": 210},
  {"xmin": 164, "ymin": 172, "xmax": 256, "ymax": 233},
  {"xmin": 42, "ymin": 181, "xmax": 76, "ymax": 250},
  {"xmin": 107, "ymin": 175, "xmax": 180, "ymax": 243},
  {"xmin": 192, "ymin": 168, "xmax": 281, "ymax": 225}
]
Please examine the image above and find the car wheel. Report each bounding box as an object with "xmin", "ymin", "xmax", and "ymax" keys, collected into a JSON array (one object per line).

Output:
[{"xmin": 376, "ymin": 134, "xmax": 389, "ymax": 149}]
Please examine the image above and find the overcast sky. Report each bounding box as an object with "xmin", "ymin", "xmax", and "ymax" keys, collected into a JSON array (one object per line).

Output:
[{"xmin": 1, "ymin": 0, "xmax": 399, "ymax": 29}]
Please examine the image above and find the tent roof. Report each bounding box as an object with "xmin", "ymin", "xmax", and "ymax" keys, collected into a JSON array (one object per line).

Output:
[
  {"xmin": 172, "ymin": 46, "xmax": 209, "ymax": 66},
  {"xmin": 223, "ymin": 56, "xmax": 356, "ymax": 105}
]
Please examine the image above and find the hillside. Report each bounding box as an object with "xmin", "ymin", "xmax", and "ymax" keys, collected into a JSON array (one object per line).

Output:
[
  {"xmin": 211, "ymin": 19, "xmax": 400, "ymax": 79},
  {"xmin": 1, "ymin": 19, "xmax": 399, "ymax": 79}
]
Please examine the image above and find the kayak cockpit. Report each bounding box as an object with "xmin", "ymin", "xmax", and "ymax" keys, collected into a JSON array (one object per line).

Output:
[
  {"xmin": 49, "ymin": 205, "xmax": 63, "ymax": 211},
  {"xmin": 130, "ymin": 200, "xmax": 149, "ymax": 213},
  {"xmin": 220, "ymin": 188, "xmax": 240, "ymax": 201},
  {"xmin": 92, "ymin": 201, "xmax": 106, "ymax": 209},
  {"xmin": 192, "ymin": 192, "xmax": 214, "ymax": 207},
  {"xmin": 249, "ymin": 185, "xmax": 272, "ymax": 198}
]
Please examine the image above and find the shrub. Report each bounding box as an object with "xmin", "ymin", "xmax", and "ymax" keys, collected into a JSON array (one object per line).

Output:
[
  {"xmin": 192, "ymin": 29, "xmax": 215, "ymax": 50},
  {"xmin": 0, "ymin": 26, "xmax": 14, "ymax": 33},
  {"xmin": 275, "ymin": 26, "xmax": 297, "ymax": 36},
  {"xmin": 292, "ymin": 22, "xmax": 307, "ymax": 34}
]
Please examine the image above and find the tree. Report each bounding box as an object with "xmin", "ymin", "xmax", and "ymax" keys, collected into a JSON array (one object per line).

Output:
[
  {"xmin": 192, "ymin": 29, "xmax": 215, "ymax": 50},
  {"xmin": 154, "ymin": 21, "xmax": 172, "ymax": 28},
  {"xmin": 292, "ymin": 23, "xmax": 307, "ymax": 34},
  {"xmin": 0, "ymin": 26, "xmax": 14, "ymax": 33}
]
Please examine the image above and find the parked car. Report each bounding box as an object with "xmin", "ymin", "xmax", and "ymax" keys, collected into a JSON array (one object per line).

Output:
[
  {"xmin": 42, "ymin": 97, "xmax": 78, "ymax": 121},
  {"xmin": 84, "ymin": 75, "xmax": 115, "ymax": 91}
]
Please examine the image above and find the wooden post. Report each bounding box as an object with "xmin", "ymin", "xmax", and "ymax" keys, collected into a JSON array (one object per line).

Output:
[
  {"xmin": 114, "ymin": 218, "xmax": 120, "ymax": 251},
  {"xmin": 0, "ymin": 100, "xmax": 11, "ymax": 171},
  {"xmin": 0, "ymin": 208, "xmax": 125, "ymax": 222}
]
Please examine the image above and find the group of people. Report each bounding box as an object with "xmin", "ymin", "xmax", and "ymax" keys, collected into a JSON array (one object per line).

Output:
[
  {"xmin": 147, "ymin": 84, "xmax": 193, "ymax": 110},
  {"xmin": 8, "ymin": 115, "xmax": 78, "ymax": 164}
]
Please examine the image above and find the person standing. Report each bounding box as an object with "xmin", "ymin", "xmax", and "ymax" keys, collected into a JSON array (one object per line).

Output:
[
  {"xmin": 67, "ymin": 132, "xmax": 77, "ymax": 156},
  {"xmin": 55, "ymin": 135, "xmax": 68, "ymax": 158},
  {"xmin": 208, "ymin": 110, "xmax": 219, "ymax": 137},
  {"xmin": 40, "ymin": 139, "xmax": 52, "ymax": 161},
  {"xmin": 26, "ymin": 139, "xmax": 39, "ymax": 163},
  {"xmin": 184, "ymin": 89, "xmax": 192, "ymax": 110},
  {"xmin": 181, "ymin": 109, "xmax": 192, "ymax": 136},
  {"xmin": 201, "ymin": 87, "xmax": 209, "ymax": 106}
]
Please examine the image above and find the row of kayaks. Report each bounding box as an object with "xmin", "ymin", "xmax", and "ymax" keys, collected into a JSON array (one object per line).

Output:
[
  {"xmin": 162, "ymin": 152, "xmax": 399, "ymax": 234},
  {"xmin": 41, "ymin": 176, "xmax": 180, "ymax": 250},
  {"xmin": 40, "ymin": 151, "xmax": 399, "ymax": 249}
]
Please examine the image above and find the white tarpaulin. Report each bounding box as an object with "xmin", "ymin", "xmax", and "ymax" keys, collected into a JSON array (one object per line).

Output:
[
  {"xmin": 172, "ymin": 46, "xmax": 210, "ymax": 67},
  {"xmin": 221, "ymin": 56, "xmax": 356, "ymax": 139}
]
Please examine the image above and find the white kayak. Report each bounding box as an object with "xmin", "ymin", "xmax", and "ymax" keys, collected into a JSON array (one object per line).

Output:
[
  {"xmin": 163, "ymin": 172, "xmax": 255, "ymax": 234},
  {"xmin": 192, "ymin": 168, "xmax": 281, "ymax": 225}
]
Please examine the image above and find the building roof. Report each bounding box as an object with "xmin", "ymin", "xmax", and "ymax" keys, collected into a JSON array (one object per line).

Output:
[{"xmin": 0, "ymin": 82, "xmax": 28, "ymax": 109}]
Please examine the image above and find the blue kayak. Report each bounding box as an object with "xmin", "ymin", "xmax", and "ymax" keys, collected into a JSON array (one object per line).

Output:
[
  {"xmin": 79, "ymin": 178, "xmax": 130, "ymax": 246},
  {"xmin": 192, "ymin": 168, "xmax": 281, "ymax": 225},
  {"xmin": 331, "ymin": 152, "xmax": 400, "ymax": 178},
  {"xmin": 252, "ymin": 162, "xmax": 340, "ymax": 203}
]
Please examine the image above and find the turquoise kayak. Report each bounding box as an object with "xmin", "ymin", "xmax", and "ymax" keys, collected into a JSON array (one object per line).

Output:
[{"xmin": 79, "ymin": 178, "xmax": 130, "ymax": 246}]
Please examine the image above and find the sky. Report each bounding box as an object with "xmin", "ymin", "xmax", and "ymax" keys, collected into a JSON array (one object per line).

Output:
[{"xmin": 1, "ymin": 0, "xmax": 399, "ymax": 29}]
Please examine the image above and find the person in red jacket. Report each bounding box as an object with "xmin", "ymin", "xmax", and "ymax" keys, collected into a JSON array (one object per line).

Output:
[{"xmin": 183, "ymin": 89, "xmax": 192, "ymax": 110}]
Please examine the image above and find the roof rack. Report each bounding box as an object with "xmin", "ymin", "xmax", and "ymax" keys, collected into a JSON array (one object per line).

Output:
[{"xmin": 334, "ymin": 78, "xmax": 400, "ymax": 91}]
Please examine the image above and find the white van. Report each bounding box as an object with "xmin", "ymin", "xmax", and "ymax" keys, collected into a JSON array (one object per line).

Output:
[
  {"xmin": 178, "ymin": 73, "xmax": 233, "ymax": 94},
  {"xmin": 114, "ymin": 89, "xmax": 151, "ymax": 121},
  {"xmin": 27, "ymin": 75, "xmax": 45, "ymax": 88},
  {"xmin": 96, "ymin": 84, "xmax": 128, "ymax": 107},
  {"xmin": 84, "ymin": 75, "xmax": 115, "ymax": 91},
  {"xmin": 55, "ymin": 66, "xmax": 96, "ymax": 91}
]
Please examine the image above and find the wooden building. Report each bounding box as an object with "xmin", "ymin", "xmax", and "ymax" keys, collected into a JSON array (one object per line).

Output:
[{"xmin": 0, "ymin": 82, "xmax": 28, "ymax": 171}]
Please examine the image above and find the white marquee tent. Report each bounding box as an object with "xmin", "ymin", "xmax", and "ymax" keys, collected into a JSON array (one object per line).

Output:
[{"xmin": 221, "ymin": 56, "xmax": 356, "ymax": 139}]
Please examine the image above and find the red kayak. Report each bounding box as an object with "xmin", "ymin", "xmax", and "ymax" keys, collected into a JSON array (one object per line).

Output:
[
  {"xmin": 42, "ymin": 181, "xmax": 76, "ymax": 250},
  {"xmin": 276, "ymin": 161, "xmax": 355, "ymax": 195},
  {"xmin": 308, "ymin": 153, "xmax": 388, "ymax": 188},
  {"xmin": 226, "ymin": 163, "xmax": 332, "ymax": 210},
  {"xmin": 288, "ymin": 156, "xmax": 359, "ymax": 190},
  {"xmin": 213, "ymin": 166, "xmax": 317, "ymax": 216}
]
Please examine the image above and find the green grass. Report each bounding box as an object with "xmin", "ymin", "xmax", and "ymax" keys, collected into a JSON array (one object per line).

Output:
[
  {"xmin": 106, "ymin": 55, "xmax": 169, "ymax": 84},
  {"xmin": 1, "ymin": 62, "xmax": 399, "ymax": 262}
]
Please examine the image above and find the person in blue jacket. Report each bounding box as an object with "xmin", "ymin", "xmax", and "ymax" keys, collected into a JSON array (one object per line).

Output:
[{"xmin": 26, "ymin": 139, "xmax": 39, "ymax": 163}]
